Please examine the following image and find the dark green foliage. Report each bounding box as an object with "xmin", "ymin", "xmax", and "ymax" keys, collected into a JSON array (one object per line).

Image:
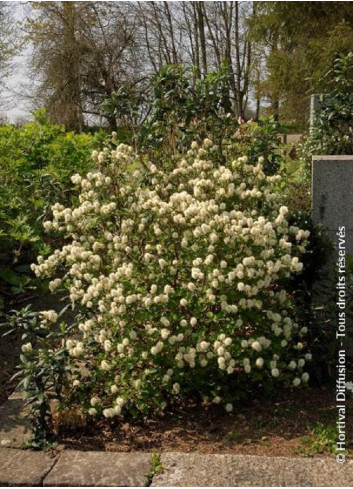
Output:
[
  {"xmin": 232, "ymin": 117, "xmax": 283, "ymax": 175},
  {"xmin": 285, "ymin": 210, "xmax": 348, "ymax": 384},
  {"xmin": 138, "ymin": 65, "xmax": 234, "ymax": 157},
  {"xmin": 297, "ymin": 53, "xmax": 353, "ymax": 185},
  {"xmin": 2, "ymin": 304, "xmax": 72, "ymax": 448},
  {"xmin": 102, "ymin": 65, "xmax": 286, "ymax": 176},
  {"xmin": 314, "ymin": 53, "xmax": 353, "ymax": 155}
]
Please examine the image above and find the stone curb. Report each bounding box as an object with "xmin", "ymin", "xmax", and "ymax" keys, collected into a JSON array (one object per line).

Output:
[
  {"xmin": 0, "ymin": 392, "xmax": 31, "ymax": 448},
  {"xmin": 1, "ymin": 449, "xmax": 353, "ymax": 487},
  {"xmin": 43, "ymin": 450, "xmax": 151, "ymax": 487},
  {"xmin": 152, "ymin": 453, "xmax": 353, "ymax": 487},
  {"xmin": 0, "ymin": 447, "xmax": 56, "ymax": 486}
]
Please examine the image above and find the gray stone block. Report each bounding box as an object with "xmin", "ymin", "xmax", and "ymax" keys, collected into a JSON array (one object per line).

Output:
[
  {"xmin": 310, "ymin": 93, "xmax": 320, "ymax": 131},
  {"xmin": 312, "ymin": 156, "xmax": 353, "ymax": 253},
  {"xmin": 0, "ymin": 448, "xmax": 56, "ymax": 486},
  {"xmin": 43, "ymin": 450, "xmax": 151, "ymax": 487},
  {"xmin": 0, "ymin": 392, "xmax": 31, "ymax": 448},
  {"xmin": 152, "ymin": 453, "xmax": 353, "ymax": 487}
]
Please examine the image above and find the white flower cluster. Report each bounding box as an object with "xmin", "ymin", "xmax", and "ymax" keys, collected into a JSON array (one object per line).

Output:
[{"xmin": 31, "ymin": 140, "xmax": 311, "ymax": 417}]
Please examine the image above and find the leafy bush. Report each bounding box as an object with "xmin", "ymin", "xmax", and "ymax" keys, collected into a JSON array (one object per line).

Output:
[
  {"xmin": 4, "ymin": 304, "xmax": 70, "ymax": 447},
  {"xmin": 0, "ymin": 110, "xmax": 101, "ymax": 299},
  {"xmin": 313, "ymin": 52, "xmax": 353, "ymax": 155},
  {"xmin": 26, "ymin": 137, "xmax": 311, "ymax": 430},
  {"xmin": 298, "ymin": 52, "xmax": 353, "ymax": 183},
  {"xmin": 103, "ymin": 65, "xmax": 284, "ymax": 175},
  {"xmin": 231, "ymin": 118, "xmax": 283, "ymax": 175},
  {"xmin": 138, "ymin": 65, "xmax": 233, "ymax": 157}
]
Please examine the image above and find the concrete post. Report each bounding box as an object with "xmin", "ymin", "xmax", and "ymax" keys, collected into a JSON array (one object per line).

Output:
[
  {"xmin": 310, "ymin": 94, "xmax": 320, "ymax": 133},
  {"xmin": 312, "ymin": 155, "xmax": 353, "ymax": 359},
  {"xmin": 312, "ymin": 155, "xmax": 353, "ymax": 253}
]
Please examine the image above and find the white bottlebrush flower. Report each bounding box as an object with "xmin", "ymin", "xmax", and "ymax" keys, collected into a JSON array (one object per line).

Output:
[
  {"xmin": 301, "ymin": 372, "xmax": 309, "ymax": 383},
  {"xmin": 288, "ymin": 360, "xmax": 296, "ymax": 370},
  {"xmin": 251, "ymin": 341, "xmax": 262, "ymax": 352},
  {"xmin": 40, "ymin": 310, "xmax": 58, "ymax": 323},
  {"xmin": 244, "ymin": 364, "xmax": 251, "ymax": 374},
  {"xmin": 271, "ymin": 368, "xmax": 280, "ymax": 378},
  {"xmin": 21, "ymin": 343, "xmax": 33, "ymax": 354},
  {"xmin": 255, "ymin": 357, "xmax": 264, "ymax": 368},
  {"xmin": 101, "ymin": 360, "xmax": 111, "ymax": 371},
  {"xmin": 90, "ymin": 397, "xmax": 100, "ymax": 407},
  {"xmin": 190, "ymin": 317, "xmax": 197, "ymax": 326}
]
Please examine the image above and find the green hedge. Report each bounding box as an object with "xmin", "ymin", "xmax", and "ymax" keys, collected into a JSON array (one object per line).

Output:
[{"xmin": 0, "ymin": 110, "xmax": 102, "ymax": 300}]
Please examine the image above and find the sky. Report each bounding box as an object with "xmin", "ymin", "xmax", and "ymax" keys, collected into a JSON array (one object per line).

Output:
[{"xmin": 1, "ymin": 1, "xmax": 34, "ymax": 123}]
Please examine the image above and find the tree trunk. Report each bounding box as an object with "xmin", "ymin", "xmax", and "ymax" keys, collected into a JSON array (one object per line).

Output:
[
  {"xmin": 272, "ymin": 99, "xmax": 280, "ymax": 122},
  {"xmin": 196, "ymin": 2, "xmax": 207, "ymax": 76},
  {"xmin": 62, "ymin": 1, "xmax": 84, "ymax": 132}
]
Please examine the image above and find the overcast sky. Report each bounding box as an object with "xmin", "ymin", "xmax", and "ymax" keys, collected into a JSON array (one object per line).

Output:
[{"xmin": 1, "ymin": 1, "xmax": 34, "ymax": 123}]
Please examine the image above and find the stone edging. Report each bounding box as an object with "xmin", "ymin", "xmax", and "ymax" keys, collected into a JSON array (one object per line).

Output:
[{"xmin": 1, "ymin": 448, "xmax": 353, "ymax": 487}]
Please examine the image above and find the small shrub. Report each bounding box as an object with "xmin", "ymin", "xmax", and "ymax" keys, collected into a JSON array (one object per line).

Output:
[{"xmin": 4, "ymin": 304, "xmax": 71, "ymax": 447}]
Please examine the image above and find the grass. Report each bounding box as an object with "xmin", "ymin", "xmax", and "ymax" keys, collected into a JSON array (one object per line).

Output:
[
  {"xmin": 296, "ymin": 422, "xmax": 337, "ymax": 456},
  {"xmin": 150, "ymin": 452, "xmax": 164, "ymax": 475}
]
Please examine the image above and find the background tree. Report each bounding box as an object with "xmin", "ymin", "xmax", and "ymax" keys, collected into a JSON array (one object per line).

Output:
[
  {"xmin": 0, "ymin": 2, "xmax": 19, "ymax": 101},
  {"xmin": 26, "ymin": 2, "xmax": 85, "ymax": 132},
  {"xmin": 23, "ymin": 1, "xmax": 353, "ymax": 130},
  {"xmin": 26, "ymin": 2, "xmax": 139, "ymax": 132},
  {"xmin": 250, "ymin": 1, "xmax": 353, "ymax": 125},
  {"xmin": 131, "ymin": 2, "xmax": 255, "ymax": 118}
]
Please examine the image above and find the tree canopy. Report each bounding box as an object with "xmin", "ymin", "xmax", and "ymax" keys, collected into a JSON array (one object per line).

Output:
[{"xmin": 1, "ymin": 1, "xmax": 353, "ymax": 129}]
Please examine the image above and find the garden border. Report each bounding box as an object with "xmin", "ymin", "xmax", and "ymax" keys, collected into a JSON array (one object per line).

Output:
[{"xmin": 0, "ymin": 447, "xmax": 352, "ymax": 486}]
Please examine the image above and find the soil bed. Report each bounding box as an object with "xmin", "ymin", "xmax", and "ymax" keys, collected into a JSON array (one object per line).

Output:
[
  {"xmin": 0, "ymin": 326, "xmax": 21, "ymax": 404},
  {"xmin": 57, "ymin": 386, "xmax": 353, "ymax": 457}
]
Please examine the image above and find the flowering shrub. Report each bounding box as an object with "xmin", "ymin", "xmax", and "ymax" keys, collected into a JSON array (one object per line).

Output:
[{"xmin": 29, "ymin": 138, "xmax": 311, "ymax": 421}]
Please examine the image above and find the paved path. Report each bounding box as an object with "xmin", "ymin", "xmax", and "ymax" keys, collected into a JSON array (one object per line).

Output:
[
  {"xmin": 0, "ymin": 396, "xmax": 352, "ymax": 486},
  {"xmin": 0, "ymin": 448, "xmax": 352, "ymax": 486},
  {"xmin": 0, "ymin": 391, "xmax": 31, "ymax": 448}
]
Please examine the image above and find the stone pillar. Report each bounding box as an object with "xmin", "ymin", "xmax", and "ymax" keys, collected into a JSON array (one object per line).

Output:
[
  {"xmin": 310, "ymin": 94, "xmax": 320, "ymax": 133},
  {"xmin": 312, "ymin": 155, "xmax": 353, "ymax": 253},
  {"xmin": 312, "ymin": 155, "xmax": 353, "ymax": 359}
]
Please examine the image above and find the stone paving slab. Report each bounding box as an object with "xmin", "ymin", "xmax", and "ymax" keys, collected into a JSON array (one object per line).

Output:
[
  {"xmin": 0, "ymin": 392, "xmax": 31, "ymax": 448},
  {"xmin": 43, "ymin": 450, "xmax": 152, "ymax": 487},
  {"xmin": 0, "ymin": 448, "xmax": 56, "ymax": 486},
  {"xmin": 152, "ymin": 453, "xmax": 353, "ymax": 487}
]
